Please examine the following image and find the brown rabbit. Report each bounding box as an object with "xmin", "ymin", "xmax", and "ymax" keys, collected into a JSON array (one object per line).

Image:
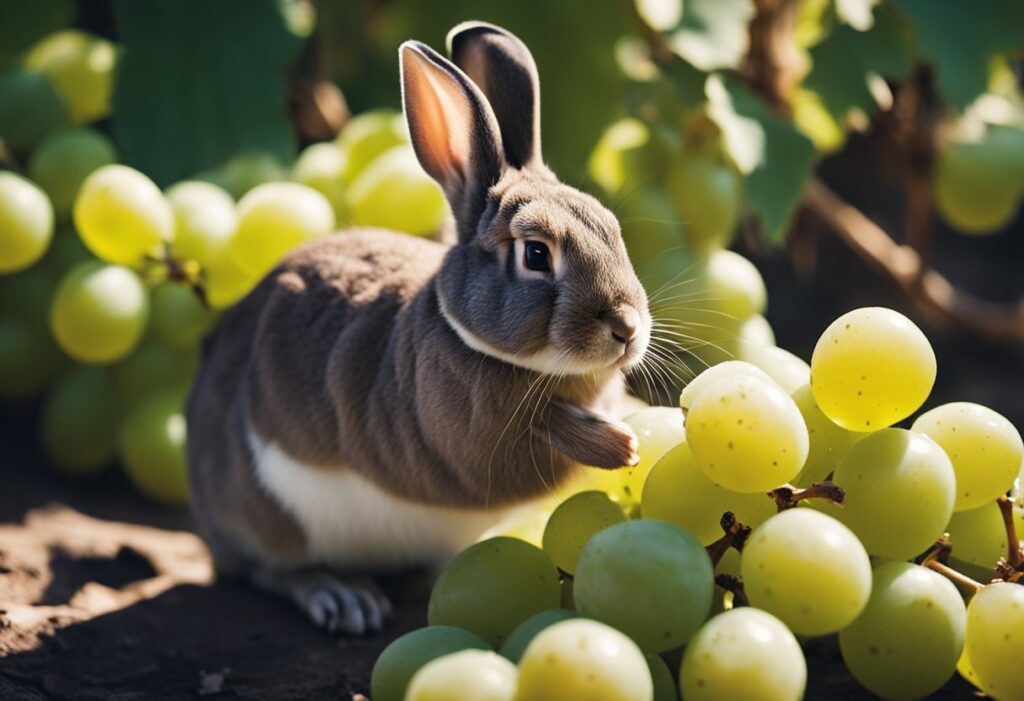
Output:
[{"xmin": 186, "ymin": 22, "xmax": 651, "ymax": 634}]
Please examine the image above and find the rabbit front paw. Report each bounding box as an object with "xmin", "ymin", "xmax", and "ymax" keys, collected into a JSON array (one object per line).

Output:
[{"xmin": 539, "ymin": 400, "xmax": 640, "ymax": 469}]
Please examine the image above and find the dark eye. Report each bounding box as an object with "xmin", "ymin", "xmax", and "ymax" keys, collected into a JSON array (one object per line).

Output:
[{"xmin": 524, "ymin": 241, "xmax": 551, "ymax": 272}]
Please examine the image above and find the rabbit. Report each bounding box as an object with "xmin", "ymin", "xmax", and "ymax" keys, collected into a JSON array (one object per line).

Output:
[{"xmin": 186, "ymin": 21, "xmax": 652, "ymax": 635}]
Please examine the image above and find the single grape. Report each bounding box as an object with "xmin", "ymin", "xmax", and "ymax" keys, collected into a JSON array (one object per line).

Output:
[
  {"xmin": 739, "ymin": 345, "xmax": 810, "ymax": 394},
  {"xmin": 0, "ymin": 69, "xmax": 68, "ymax": 151},
  {"xmin": 964, "ymin": 582, "xmax": 1024, "ymax": 701},
  {"xmin": 74, "ymin": 164, "xmax": 175, "ymax": 267},
  {"xmin": 148, "ymin": 283, "xmax": 217, "ymax": 350},
  {"xmin": 646, "ymin": 654, "xmax": 678, "ymax": 701},
  {"xmin": 542, "ymin": 491, "xmax": 626, "ymax": 574},
  {"xmin": 839, "ymin": 562, "xmax": 966, "ymax": 700},
  {"xmin": 41, "ymin": 366, "xmax": 119, "ymax": 476},
  {"xmin": 515, "ymin": 618, "xmax": 653, "ymax": 701},
  {"xmin": 406, "ymin": 650, "xmax": 517, "ymax": 701},
  {"xmin": 119, "ymin": 389, "xmax": 190, "ymax": 505},
  {"xmin": 50, "ymin": 261, "xmax": 149, "ymax": 364},
  {"xmin": 199, "ymin": 151, "xmax": 289, "ymax": 199},
  {"xmin": 0, "ymin": 319, "xmax": 65, "ymax": 399},
  {"xmin": 293, "ymin": 142, "xmax": 348, "ymax": 221},
  {"xmin": 0, "ymin": 171, "xmax": 54, "ymax": 274},
  {"xmin": 641, "ymin": 442, "xmax": 776, "ymax": 545},
  {"xmin": 957, "ymin": 647, "xmax": 982, "ymax": 691},
  {"xmin": 742, "ymin": 509, "xmax": 872, "ymax": 636},
  {"xmin": 811, "ymin": 307, "xmax": 935, "ymax": 431},
  {"xmin": 370, "ymin": 626, "xmax": 489, "ymax": 701},
  {"xmin": 165, "ymin": 180, "xmax": 237, "ymax": 267},
  {"xmin": 679, "ymin": 608, "xmax": 806, "ymax": 701},
  {"xmin": 346, "ymin": 145, "xmax": 447, "ymax": 236},
  {"xmin": 665, "ymin": 152, "xmax": 742, "ymax": 256},
  {"xmin": 28, "ymin": 127, "xmax": 117, "ymax": 217},
  {"xmin": 686, "ymin": 374, "xmax": 809, "ymax": 493},
  {"xmin": 336, "ymin": 109, "xmax": 408, "ymax": 182},
  {"xmin": 934, "ymin": 138, "xmax": 1023, "ymax": 235},
  {"xmin": 588, "ymin": 117, "xmax": 657, "ymax": 196},
  {"xmin": 112, "ymin": 341, "xmax": 197, "ymax": 407},
  {"xmin": 678, "ymin": 360, "xmax": 776, "ymax": 411},
  {"xmin": 830, "ymin": 428, "xmax": 955, "ymax": 560},
  {"xmin": 498, "ymin": 608, "xmax": 579, "ymax": 663},
  {"xmin": 704, "ymin": 250, "xmax": 767, "ymax": 321},
  {"xmin": 25, "ymin": 29, "xmax": 116, "ymax": 124},
  {"xmin": 789, "ymin": 383, "xmax": 857, "ymax": 486},
  {"xmin": 230, "ymin": 182, "xmax": 335, "ymax": 278},
  {"xmin": 428, "ymin": 537, "xmax": 560, "ymax": 647},
  {"xmin": 912, "ymin": 402, "xmax": 1023, "ymax": 511},
  {"xmin": 477, "ymin": 500, "xmax": 556, "ymax": 549},
  {"xmin": 946, "ymin": 502, "xmax": 1010, "ymax": 569},
  {"xmin": 203, "ymin": 254, "xmax": 258, "ymax": 309},
  {"xmin": 737, "ymin": 314, "xmax": 775, "ymax": 349},
  {"xmin": 574, "ymin": 520, "xmax": 713, "ymax": 652}
]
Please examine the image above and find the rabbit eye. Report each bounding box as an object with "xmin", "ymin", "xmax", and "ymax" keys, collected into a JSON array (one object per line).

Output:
[{"xmin": 524, "ymin": 241, "xmax": 551, "ymax": 272}]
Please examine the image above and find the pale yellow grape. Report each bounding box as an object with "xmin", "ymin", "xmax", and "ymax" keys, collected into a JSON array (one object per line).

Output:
[
  {"xmin": 830, "ymin": 429, "xmax": 955, "ymax": 560},
  {"xmin": 50, "ymin": 261, "xmax": 149, "ymax": 364},
  {"xmin": 742, "ymin": 509, "xmax": 871, "ymax": 636},
  {"xmin": 965, "ymin": 582, "xmax": 1024, "ymax": 701},
  {"xmin": 957, "ymin": 648, "xmax": 982, "ymax": 691},
  {"xmin": 541, "ymin": 491, "xmax": 626, "ymax": 574},
  {"xmin": 582, "ymin": 406, "xmax": 684, "ymax": 502},
  {"xmin": 498, "ymin": 609, "xmax": 579, "ymax": 663},
  {"xmin": 587, "ymin": 118, "xmax": 655, "ymax": 196},
  {"xmin": 74, "ymin": 165, "xmax": 175, "ymax": 267},
  {"xmin": 28, "ymin": 127, "xmax": 117, "ymax": 217},
  {"xmin": 738, "ymin": 314, "xmax": 775, "ymax": 348},
  {"xmin": 515, "ymin": 619, "xmax": 653, "ymax": 701},
  {"xmin": 293, "ymin": 142, "xmax": 348, "ymax": 221},
  {"xmin": 0, "ymin": 172, "xmax": 54, "ymax": 274},
  {"xmin": 25, "ymin": 30, "xmax": 116, "ymax": 124},
  {"xmin": 406, "ymin": 650, "xmax": 516, "ymax": 701},
  {"xmin": 912, "ymin": 402, "xmax": 1023, "ymax": 511},
  {"xmin": 477, "ymin": 500, "xmax": 556, "ymax": 549},
  {"xmin": 371, "ymin": 626, "xmax": 489, "ymax": 701},
  {"xmin": 946, "ymin": 502, "xmax": 1009, "ymax": 568},
  {"xmin": 740, "ymin": 345, "xmax": 810, "ymax": 394},
  {"xmin": 678, "ymin": 360, "xmax": 776, "ymax": 411},
  {"xmin": 687, "ymin": 374, "xmax": 809, "ymax": 493},
  {"xmin": 346, "ymin": 145, "xmax": 448, "ymax": 236},
  {"xmin": 790, "ymin": 384, "xmax": 857, "ymax": 486},
  {"xmin": 204, "ymin": 255, "xmax": 258, "ymax": 309},
  {"xmin": 165, "ymin": 181, "xmax": 237, "ymax": 267},
  {"xmin": 336, "ymin": 109, "xmax": 408, "ymax": 182},
  {"xmin": 705, "ymin": 249, "xmax": 767, "ymax": 321},
  {"xmin": 811, "ymin": 307, "xmax": 935, "ymax": 431},
  {"xmin": 679, "ymin": 608, "xmax": 806, "ymax": 701},
  {"xmin": 230, "ymin": 182, "xmax": 335, "ymax": 278},
  {"xmin": 641, "ymin": 442, "xmax": 776, "ymax": 544}
]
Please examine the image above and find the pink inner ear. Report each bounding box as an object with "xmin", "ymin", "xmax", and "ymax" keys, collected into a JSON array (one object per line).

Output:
[{"xmin": 403, "ymin": 49, "xmax": 472, "ymax": 186}]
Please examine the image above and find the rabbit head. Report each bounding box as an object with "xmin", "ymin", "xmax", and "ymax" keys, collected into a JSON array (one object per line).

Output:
[{"xmin": 401, "ymin": 23, "xmax": 651, "ymax": 378}]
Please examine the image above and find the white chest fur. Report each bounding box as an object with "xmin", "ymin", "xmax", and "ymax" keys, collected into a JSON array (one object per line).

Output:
[{"xmin": 248, "ymin": 430, "xmax": 506, "ymax": 571}]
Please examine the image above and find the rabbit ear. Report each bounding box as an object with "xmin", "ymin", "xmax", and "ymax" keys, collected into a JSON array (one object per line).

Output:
[
  {"xmin": 400, "ymin": 40, "xmax": 506, "ymax": 234},
  {"xmin": 447, "ymin": 22, "xmax": 542, "ymax": 169}
]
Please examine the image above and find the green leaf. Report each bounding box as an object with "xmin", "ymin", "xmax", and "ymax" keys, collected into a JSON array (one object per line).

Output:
[
  {"xmin": 111, "ymin": 0, "xmax": 300, "ymax": 186},
  {"xmin": 670, "ymin": 0, "xmax": 755, "ymax": 71},
  {"xmin": 892, "ymin": 0, "xmax": 1024, "ymax": 110},
  {"xmin": 707, "ymin": 75, "xmax": 817, "ymax": 243}
]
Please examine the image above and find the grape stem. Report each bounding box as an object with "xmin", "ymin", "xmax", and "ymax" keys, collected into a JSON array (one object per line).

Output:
[
  {"xmin": 706, "ymin": 512, "xmax": 751, "ymax": 566},
  {"xmin": 924, "ymin": 560, "xmax": 984, "ymax": 595},
  {"xmin": 769, "ymin": 482, "xmax": 845, "ymax": 511},
  {"xmin": 994, "ymin": 495, "xmax": 1024, "ymax": 584},
  {"xmin": 714, "ymin": 574, "xmax": 749, "ymax": 607}
]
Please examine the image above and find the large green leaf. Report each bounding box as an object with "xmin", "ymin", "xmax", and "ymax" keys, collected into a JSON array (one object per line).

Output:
[
  {"xmin": 670, "ymin": 0, "xmax": 754, "ymax": 71},
  {"xmin": 707, "ymin": 75, "xmax": 817, "ymax": 243},
  {"xmin": 111, "ymin": 0, "xmax": 299, "ymax": 186}
]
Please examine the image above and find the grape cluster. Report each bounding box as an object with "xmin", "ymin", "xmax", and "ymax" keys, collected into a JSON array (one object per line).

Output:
[{"xmin": 374, "ymin": 306, "xmax": 1024, "ymax": 701}]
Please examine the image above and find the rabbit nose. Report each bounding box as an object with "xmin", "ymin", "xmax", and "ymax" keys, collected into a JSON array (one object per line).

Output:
[{"xmin": 608, "ymin": 307, "xmax": 640, "ymax": 345}]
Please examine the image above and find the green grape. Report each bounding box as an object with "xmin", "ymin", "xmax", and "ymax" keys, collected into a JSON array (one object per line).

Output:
[
  {"xmin": 407, "ymin": 650, "xmax": 516, "ymax": 701},
  {"xmin": 112, "ymin": 341, "xmax": 197, "ymax": 407},
  {"xmin": 957, "ymin": 647, "xmax": 982, "ymax": 691},
  {"xmin": 74, "ymin": 164, "xmax": 175, "ymax": 267},
  {"xmin": 498, "ymin": 608, "xmax": 578, "ymax": 663},
  {"xmin": 581, "ymin": 406, "xmax": 685, "ymax": 503},
  {"xmin": 705, "ymin": 250, "xmax": 767, "ymax": 321},
  {"xmin": 934, "ymin": 137, "xmax": 1023, "ymax": 235},
  {"xmin": 737, "ymin": 314, "xmax": 775, "ymax": 348},
  {"xmin": 0, "ymin": 69, "xmax": 68, "ymax": 152},
  {"xmin": 616, "ymin": 186, "xmax": 692, "ymax": 295},
  {"xmin": 370, "ymin": 626, "xmax": 489, "ymax": 701},
  {"xmin": 912, "ymin": 402, "xmax": 1023, "ymax": 511},
  {"xmin": 574, "ymin": 520, "xmax": 713, "ymax": 652},
  {"xmin": 811, "ymin": 307, "xmax": 935, "ymax": 431},
  {"xmin": 0, "ymin": 319, "xmax": 65, "ymax": 399},
  {"xmin": 965, "ymin": 582, "xmax": 1024, "ymax": 701},
  {"xmin": 293, "ymin": 142, "xmax": 348, "ymax": 222},
  {"xmin": 50, "ymin": 261, "xmax": 149, "ymax": 364},
  {"xmin": 230, "ymin": 182, "xmax": 335, "ymax": 278},
  {"xmin": 646, "ymin": 654, "xmax": 678, "ymax": 701},
  {"xmin": 829, "ymin": 428, "xmax": 955, "ymax": 560},
  {"xmin": 839, "ymin": 562, "xmax": 966, "ymax": 700},
  {"xmin": 641, "ymin": 443, "xmax": 776, "ymax": 545},
  {"xmin": 946, "ymin": 502, "xmax": 1010, "ymax": 569},
  {"xmin": 588, "ymin": 117, "xmax": 655, "ymax": 196},
  {"xmin": 739, "ymin": 345, "xmax": 810, "ymax": 394},
  {"xmin": 200, "ymin": 151, "xmax": 289, "ymax": 199},
  {"xmin": 119, "ymin": 389, "xmax": 190, "ymax": 505},
  {"xmin": 428, "ymin": 537, "xmax": 560, "ymax": 647},
  {"xmin": 28, "ymin": 127, "xmax": 117, "ymax": 217},
  {"xmin": 678, "ymin": 361, "xmax": 776, "ymax": 411},
  {"xmin": 0, "ymin": 171, "xmax": 54, "ymax": 274},
  {"xmin": 204, "ymin": 254, "xmax": 258, "ymax": 309},
  {"xmin": 686, "ymin": 374, "xmax": 809, "ymax": 493},
  {"xmin": 41, "ymin": 366, "xmax": 119, "ymax": 475},
  {"xmin": 542, "ymin": 491, "xmax": 626, "ymax": 573},
  {"xmin": 515, "ymin": 619, "xmax": 653, "ymax": 701},
  {"xmin": 148, "ymin": 283, "xmax": 217, "ymax": 350},
  {"xmin": 25, "ymin": 29, "xmax": 116, "ymax": 124},
  {"xmin": 679, "ymin": 608, "xmax": 806, "ymax": 701},
  {"xmin": 346, "ymin": 145, "xmax": 447, "ymax": 236},
  {"xmin": 790, "ymin": 383, "xmax": 857, "ymax": 486},
  {"xmin": 665, "ymin": 152, "xmax": 742, "ymax": 256},
  {"xmin": 165, "ymin": 181, "xmax": 237, "ymax": 267},
  {"xmin": 336, "ymin": 109, "xmax": 408, "ymax": 182},
  {"xmin": 741, "ymin": 509, "xmax": 872, "ymax": 636}
]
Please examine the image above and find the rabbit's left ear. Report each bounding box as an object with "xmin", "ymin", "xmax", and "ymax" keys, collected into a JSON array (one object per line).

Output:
[{"xmin": 448, "ymin": 22, "xmax": 541, "ymax": 169}]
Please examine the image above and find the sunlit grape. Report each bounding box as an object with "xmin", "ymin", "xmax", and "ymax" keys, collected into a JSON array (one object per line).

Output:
[
  {"xmin": 370, "ymin": 626, "xmax": 489, "ymax": 701},
  {"xmin": 165, "ymin": 180, "xmax": 237, "ymax": 267},
  {"xmin": 542, "ymin": 491, "xmax": 626, "ymax": 574},
  {"xmin": 293, "ymin": 141, "xmax": 348, "ymax": 221},
  {"xmin": 25, "ymin": 29, "xmax": 116, "ymax": 124},
  {"xmin": 678, "ymin": 361, "xmax": 776, "ymax": 411},
  {"xmin": 406, "ymin": 650, "xmax": 517, "ymax": 701},
  {"xmin": 0, "ymin": 172, "xmax": 54, "ymax": 274},
  {"xmin": 336, "ymin": 109, "xmax": 408, "ymax": 182},
  {"xmin": 790, "ymin": 383, "xmax": 857, "ymax": 486},
  {"xmin": 740, "ymin": 344, "xmax": 810, "ymax": 394},
  {"xmin": 346, "ymin": 145, "xmax": 447, "ymax": 236},
  {"xmin": 964, "ymin": 582, "xmax": 1024, "ymax": 701},
  {"xmin": 498, "ymin": 608, "xmax": 578, "ymax": 663}
]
